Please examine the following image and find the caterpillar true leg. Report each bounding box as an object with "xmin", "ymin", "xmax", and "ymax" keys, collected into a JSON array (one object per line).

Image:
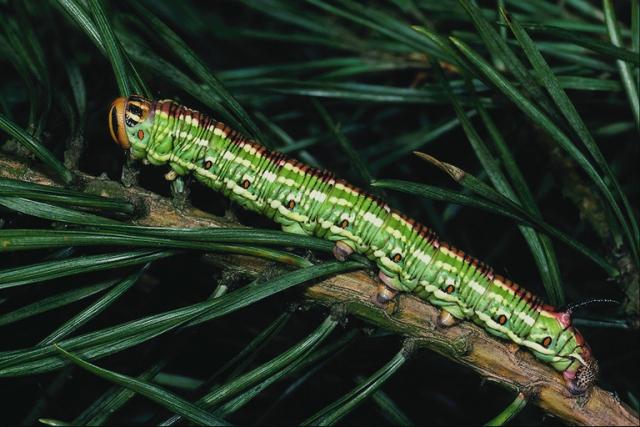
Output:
[{"xmin": 164, "ymin": 170, "xmax": 178, "ymax": 181}]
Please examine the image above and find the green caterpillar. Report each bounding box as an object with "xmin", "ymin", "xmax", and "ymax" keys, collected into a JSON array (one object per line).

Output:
[{"xmin": 109, "ymin": 95, "xmax": 598, "ymax": 395}]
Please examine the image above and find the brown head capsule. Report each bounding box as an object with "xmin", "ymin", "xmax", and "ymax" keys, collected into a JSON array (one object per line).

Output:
[{"xmin": 108, "ymin": 95, "xmax": 152, "ymax": 150}]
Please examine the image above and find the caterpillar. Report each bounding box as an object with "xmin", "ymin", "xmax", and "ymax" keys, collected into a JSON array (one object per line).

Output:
[{"xmin": 109, "ymin": 95, "xmax": 598, "ymax": 395}]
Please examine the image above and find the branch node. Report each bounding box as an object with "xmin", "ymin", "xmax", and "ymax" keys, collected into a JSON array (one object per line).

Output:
[
  {"xmin": 401, "ymin": 338, "xmax": 419, "ymax": 359},
  {"xmin": 330, "ymin": 303, "xmax": 349, "ymax": 325}
]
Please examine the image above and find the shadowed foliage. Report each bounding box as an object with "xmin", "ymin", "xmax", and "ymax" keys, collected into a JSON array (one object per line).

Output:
[{"xmin": 0, "ymin": 0, "xmax": 638, "ymax": 425}]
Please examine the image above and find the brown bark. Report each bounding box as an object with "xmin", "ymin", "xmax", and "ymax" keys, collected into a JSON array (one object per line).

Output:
[{"xmin": 0, "ymin": 154, "xmax": 637, "ymax": 426}]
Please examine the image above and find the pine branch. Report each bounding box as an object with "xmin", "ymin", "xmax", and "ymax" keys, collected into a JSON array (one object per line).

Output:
[{"xmin": 0, "ymin": 153, "xmax": 637, "ymax": 426}]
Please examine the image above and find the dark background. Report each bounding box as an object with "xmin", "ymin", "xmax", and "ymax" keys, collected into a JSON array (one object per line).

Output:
[{"xmin": 0, "ymin": 0, "xmax": 638, "ymax": 425}]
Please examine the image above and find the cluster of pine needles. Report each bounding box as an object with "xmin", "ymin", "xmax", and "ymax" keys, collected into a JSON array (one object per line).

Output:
[{"xmin": 0, "ymin": 0, "xmax": 638, "ymax": 425}]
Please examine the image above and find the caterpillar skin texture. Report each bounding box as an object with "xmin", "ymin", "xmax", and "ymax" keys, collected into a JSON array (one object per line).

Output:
[{"xmin": 109, "ymin": 95, "xmax": 598, "ymax": 395}]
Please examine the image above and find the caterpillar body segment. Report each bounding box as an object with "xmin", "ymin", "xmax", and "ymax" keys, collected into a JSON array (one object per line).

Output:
[{"xmin": 109, "ymin": 96, "xmax": 597, "ymax": 395}]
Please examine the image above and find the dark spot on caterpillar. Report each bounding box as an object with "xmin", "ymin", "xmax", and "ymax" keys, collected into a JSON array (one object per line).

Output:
[
  {"xmin": 445, "ymin": 284, "xmax": 455, "ymax": 294},
  {"xmin": 128, "ymin": 94, "xmax": 145, "ymax": 103},
  {"xmin": 109, "ymin": 106, "xmax": 119, "ymax": 139},
  {"xmin": 241, "ymin": 179, "xmax": 251, "ymax": 189},
  {"xmin": 125, "ymin": 116, "xmax": 138, "ymax": 127},
  {"xmin": 392, "ymin": 253, "xmax": 402, "ymax": 262},
  {"xmin": 542, "ymin": 336, "xmax": 552, "ymax": 348},
  {"xmin": 339, "ymin": 219, "xmax": 349, "ymax": 228},
  {"xmin": 128, "ymin": 103, "xmax": 143, "ymax": 117},
  {"xmin": 137, "ymin": 130, "xmax": 145, "ymax": 140},
  {"xmin": 287, "ymin": 199, "xmax": 296, "ymax": 209},
  {"xmin": 203, "ymin": 160, "xmax": 213, "ymax": 170},
  {"xmin": 497, "ymin": 314, "xmax": 508, "ymax": 325}
]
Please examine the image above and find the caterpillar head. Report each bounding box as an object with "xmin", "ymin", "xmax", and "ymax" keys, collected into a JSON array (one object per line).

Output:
[
  {"xmin": 562, "ymin": 341, "xmax": 598, "ymax": 396},
  {"xmin": 108, "ymin": 95, "xmax": 153, "ymax": 154},
  {"xmin": 527, "ymin": 309, "xmax": 597, "ymax": 395},
  {"xmin": 557, "ymin": 319, "xmax": 598, "ymax": 395}
]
